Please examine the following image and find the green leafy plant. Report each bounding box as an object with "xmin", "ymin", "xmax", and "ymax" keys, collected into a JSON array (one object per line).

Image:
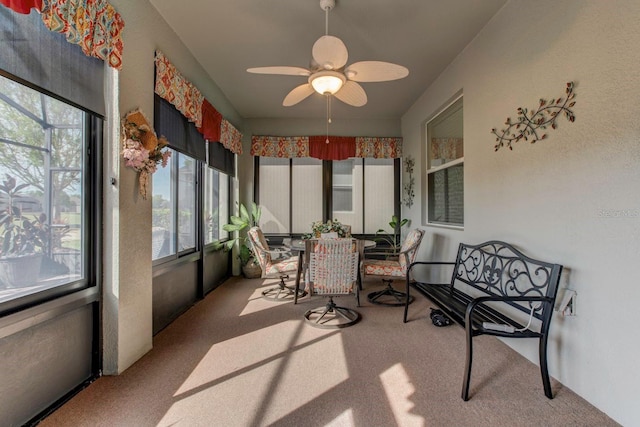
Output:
[
  {"xmin": 0, "ymin": 174, "xmax": 48, "ymax": 258},
  {"xmin": 217, "ymin": 202, "xmax": 262, "ymax": 266},
  {"xmin": 305, "ymin": 219, "xmax": 349, "ymax": 239},
  {"xmin": 374, "ymin": 215, "xmax": 409, "ymax": 256}
]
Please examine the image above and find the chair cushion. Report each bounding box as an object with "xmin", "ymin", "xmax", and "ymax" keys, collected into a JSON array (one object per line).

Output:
[
  {"xmin": 247, "ymin": 227, "xmax": 270, "ymax": 266},
  {"xmin": 398, "ymin": 229, "xmax": 423, "ymax": 271},
  {"xmin": 362, "ymin": 259, "xmax": 404, "ymax": 277},
  {"xmin": 263, "ymin": 255, "xmax": 298, "ymax": 275}
]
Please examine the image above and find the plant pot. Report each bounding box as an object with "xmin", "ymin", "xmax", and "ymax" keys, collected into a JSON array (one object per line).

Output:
[
  {"xmin": 0, "ymin": 253, "xmax": 43, "ymax": 289},
  {"xmin": 242, "ymin": 259, "xmax": 262, "ymax": 279}
]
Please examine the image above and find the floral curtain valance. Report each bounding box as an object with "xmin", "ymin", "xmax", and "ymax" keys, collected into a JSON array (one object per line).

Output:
[
  {"xmin": 154, "ymin": 51, "xmax": 243, "ymax": 155},
  {"xmin": 154, "ymin": 50, "xmax": 204, "ymax": 128},
  {"xmin": 40, "ymin": 0, "xmax": 124, "ymax": 70},
  {"xmin": 251, "ymin": 136, "xmax": 309, "ymax": 158},
  {"xmin": 220, "ymin": 119, "xmax": 243, "ymax": 155},
  {"xmin": 355, "ymin": 137, "xmax": 402, "ymax": 159},
  {"xmin": 251, "ymin": 135, "xmax": 402, "ymax": 160}
]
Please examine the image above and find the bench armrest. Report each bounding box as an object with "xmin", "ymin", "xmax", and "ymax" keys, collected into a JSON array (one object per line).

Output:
[
  {"xmin": 408, "ymin": 261, "xmax": 456, "ymax": 271},
  {"xmin": 464, "ymin": 295, "xmax": 553, "ymax": 326},
  {"xmin": 407, "ymin": 261, "xmax": 456, "ymax": 279}
]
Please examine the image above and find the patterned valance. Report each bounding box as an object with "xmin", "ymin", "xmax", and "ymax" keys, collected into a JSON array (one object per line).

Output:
[
  {"xmin": 220, "ymin": 119, "xmax": 243, "ymax": 155},
  {"xmin": 251, "ymin": 135, "xmax": 402, "ymax": 160},
  {"xmin": 154, "ymin": 51, "xmax": 242, "ymax": 155},
  {"xmin": 430, "ymin": 137, "xmax": 463, "ymax": 162},
  {"xmin": 154, "ymin": 51, "xmax": 204, "ymax": 127},
  {"xmin": 355, "ymin": 137, "xmax": 402, "ymax": 159},
  {"xmin": 40, "ymin": 0, "xmax": 124, "ymax": 70},
  {"xmin": 251, "ymin": 136, "xmax": 309, "ymax": 158}
]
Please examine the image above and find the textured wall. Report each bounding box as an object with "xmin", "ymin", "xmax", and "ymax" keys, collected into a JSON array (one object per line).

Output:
[
  {"xmin": 401, "ymin": 1, "xmax": 640, "ymax": 425},
  {"xmin": 104, "ymin": 0, "xmax": 242, "ymax": 374}
]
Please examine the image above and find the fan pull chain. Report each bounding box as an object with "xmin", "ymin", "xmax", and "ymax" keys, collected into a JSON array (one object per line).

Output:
[{"xmin": 326, "ymin": 95, "xmax": 331, "ymax": 143}]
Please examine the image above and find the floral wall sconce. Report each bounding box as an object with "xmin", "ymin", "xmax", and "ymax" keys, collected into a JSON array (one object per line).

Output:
[
  {"xmin": 121, "ymin": 109, "xmax": 171, "ymax": 199},
  {"xmin": 492, "ymin": 82, "xmax": 576, "ymax": 151},
  {"xmin": 402, "ymin": 155, "xmax": 415, "ymax": 208}
]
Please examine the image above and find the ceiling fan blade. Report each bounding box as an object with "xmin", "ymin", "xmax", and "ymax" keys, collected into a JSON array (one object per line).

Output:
[
  {"xmin": 247, "ymin": 66, "xmax": 311, "ymax": 76},
  {"xmin": 334, "ymin": 81, "xmax": 367, "ymax": 107},
  {"xmin": 344, "ymin": 61, "xmax": 409, "ymax": 82},
  {"xmin": 283, "ymin": 84, "xmax": 315, "ymax": 106},
  {"xmin": 312, "ymin": 35, "xmax": 348, "ymax": 70}
]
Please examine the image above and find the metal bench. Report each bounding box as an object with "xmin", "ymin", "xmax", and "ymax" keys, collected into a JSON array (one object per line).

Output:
[{"xmin": 404, "ymin": 240, "xmax": 563, "ymax": 401}]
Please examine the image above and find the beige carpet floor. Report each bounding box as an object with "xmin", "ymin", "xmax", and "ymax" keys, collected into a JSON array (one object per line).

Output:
[{"xmin": 40, "ymin": 276, "xmax": 618, "ymax": 427}]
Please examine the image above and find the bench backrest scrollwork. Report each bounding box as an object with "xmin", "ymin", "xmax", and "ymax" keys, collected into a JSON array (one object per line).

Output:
[{"xmin": 451, "ymin": 241, "xmax": 563, "ymax": 325}]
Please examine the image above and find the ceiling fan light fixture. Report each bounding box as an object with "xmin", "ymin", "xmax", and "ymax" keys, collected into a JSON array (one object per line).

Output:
[{"xmin": 309, "ymin": 70, "xmax": 345, "ymax": 95}]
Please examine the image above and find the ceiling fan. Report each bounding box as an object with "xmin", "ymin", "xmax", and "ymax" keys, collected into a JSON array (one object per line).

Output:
[{"xmin": 247, "ymin": 0, "xmax": 409, "ymax": 108}]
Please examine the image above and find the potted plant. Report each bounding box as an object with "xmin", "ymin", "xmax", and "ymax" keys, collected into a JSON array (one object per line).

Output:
[
  {"xmin": 307, "ymin": 219, "xmax": 350, "ymax": 238},
  {"xmin": 0, "ymin": 174, "xmax": 47, "ymax": 288},
  {"xmin": 217, "ymin": 202, "xmax": 262, "ymax": 278},
  {"xmin": 374, "ymin": 215, "xmax": 409, "ymax": 258}
]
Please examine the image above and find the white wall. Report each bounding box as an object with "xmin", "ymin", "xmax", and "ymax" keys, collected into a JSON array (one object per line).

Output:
[
  {"xmin": 104, "ymin": 0, "xmax": 242, "ymax": 374},
  {"xmin": 401, "ymin": 1, "xmax": 640, "ymax": 425}
]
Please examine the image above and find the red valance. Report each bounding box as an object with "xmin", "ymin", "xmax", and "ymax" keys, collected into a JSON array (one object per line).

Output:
[
  {"xmin": 0, "ymin": 0, "xmax": 41, "ymax": 13},
  {"xmin": 198, "ymin": 99, "xmax": 222, "ymax": 142},
  {"xmin": 309, "ymin": 136, "xmax": 356, "ymax": 161}
]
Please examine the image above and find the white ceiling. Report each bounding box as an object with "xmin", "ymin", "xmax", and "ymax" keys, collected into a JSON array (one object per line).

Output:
[{"xmin": 149, "ymin": 0, "xmax": 507, "ymax": 121}]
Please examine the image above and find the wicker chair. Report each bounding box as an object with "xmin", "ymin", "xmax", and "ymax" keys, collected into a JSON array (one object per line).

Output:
[
  {"xmin": 362, "ymin": 228, "xmax": 424, "ymax": 306},
  {"xmin": 247, "ymin": 226, "xmax": 306, "ymax": 301},
  {"xmin": 304, "ymin": 238, "xmax": 361, "ymax": 328}
]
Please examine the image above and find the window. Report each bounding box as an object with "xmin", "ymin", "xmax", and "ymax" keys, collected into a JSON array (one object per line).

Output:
[
  {"xmin": 152, "ymin": 151, "xmax": 199, "ymax": 260},
  {"xmin": 152, "ymin": 149, "xmax": 175, "ymax": 260},
  {"xmin": 0, "ymin": 74, "xmax": 94, "ymax": 305},
  {"xmin": 203, "ymin": 166, "xmax": 229, "ymax": 245},
  {"xmin": 177, "ymin": 154, "xmax": 197, "ymax": 252},
  {"xmin": 425, "ymin": 96, "xmax": 464, "ymax": 226},
  {"xmin": 291, "ymin": 158, "xmax": 322, "ymax": 234},
  {"xmin": 364, "ymin": 158, "xmax": 395, "ymax": 234},
  {"xmin": 257, "ymin": 157, "xmax": 290, "ymax": 234},
  {"xmin": 332, "ymin": 159, "xmax": 363, "ymax": 233},
  {"xmin": 256, "ymin": 157, "xmax": 397, "ymax": 235},
  {"xmin": 332, "ymin": 160, "xmax": 355, "ymax": 212}
]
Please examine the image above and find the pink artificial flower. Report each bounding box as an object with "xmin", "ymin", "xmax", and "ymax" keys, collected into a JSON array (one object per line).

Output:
[{"xmin": 161, "ymin": 150, "xmax": 172, "ymax": 167}]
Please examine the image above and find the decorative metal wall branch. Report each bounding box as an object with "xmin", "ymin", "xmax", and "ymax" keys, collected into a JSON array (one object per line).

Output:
[
  {"xmin": 402, "ymin": 155, "xmax": 415, "ymax": 208},
  {"xmin": 492, "ymin": 82, "xmax": 576, "ymax": 151}
]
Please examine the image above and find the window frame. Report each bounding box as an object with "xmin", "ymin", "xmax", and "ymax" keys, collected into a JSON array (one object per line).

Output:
[
  {"xmin": 423, "ymin": 94, "xmax": 464, "ymax": 228},
  {"xmin": 152, "ymin": 150, "xmax": 201, "ymax": 264},
  {"xmin": 0, "ymin": 71, "xmax": 100, "ymax": 316},
  {"xmin": 203, "ymin": 164, "xmax": 230, "ymax": 247}
]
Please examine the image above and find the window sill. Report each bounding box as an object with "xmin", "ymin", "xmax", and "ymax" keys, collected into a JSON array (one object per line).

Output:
[{"xmin": 425, "ymin": 222, "xmax": 464, "ymax": 231}]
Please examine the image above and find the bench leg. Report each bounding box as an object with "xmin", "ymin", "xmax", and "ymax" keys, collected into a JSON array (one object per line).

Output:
[
  {"xmin": 461, "ymin": 326, "xmax": 473, "ymax": 401},
  {"xmin": 539, "ymin": 335, "xmax": 554, "ymax": 399}
]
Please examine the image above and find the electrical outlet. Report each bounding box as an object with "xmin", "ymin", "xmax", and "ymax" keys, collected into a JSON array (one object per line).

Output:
[{"xmin": 557, "ymin": 289, "xmax": 576, "ymax": 316}]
